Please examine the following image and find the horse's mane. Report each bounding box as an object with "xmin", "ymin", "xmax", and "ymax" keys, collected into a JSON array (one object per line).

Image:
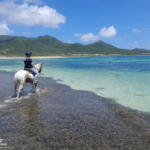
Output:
[{"xmin": 35, "ymin": 63, "xmax": 43, "ymax": 73}]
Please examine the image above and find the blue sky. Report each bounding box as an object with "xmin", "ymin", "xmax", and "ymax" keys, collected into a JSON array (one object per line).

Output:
[{"xmin": 0, "ymin": 0, "xmax": 149, "ymax": 50}]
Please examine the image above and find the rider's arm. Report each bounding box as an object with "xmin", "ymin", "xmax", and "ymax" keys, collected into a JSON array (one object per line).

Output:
[{"xmin": 31, "ymin": 62, "xmax": 36, "ymax": 69}]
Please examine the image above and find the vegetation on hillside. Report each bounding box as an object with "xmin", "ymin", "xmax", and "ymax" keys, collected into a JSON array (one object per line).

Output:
[{"xmin": 0, "ymin": 35, "xmax": 149, "ymax": 56}]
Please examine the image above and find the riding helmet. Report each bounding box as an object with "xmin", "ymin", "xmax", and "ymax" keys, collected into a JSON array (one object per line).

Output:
[{"xmin": 25, "ymin": 52, "xmax": 32, "ymax": 56}]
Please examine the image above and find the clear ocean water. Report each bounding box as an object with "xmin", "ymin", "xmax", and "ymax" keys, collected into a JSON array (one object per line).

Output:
[{"xmin": 1, "ymin": 56, "xmax": 150, "ymax": 112}]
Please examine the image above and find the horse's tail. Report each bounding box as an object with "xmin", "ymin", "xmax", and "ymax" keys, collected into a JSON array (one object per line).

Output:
[
  {"xmin": 14, "ymin": 73, "xmax": 18, "ymax": 84},
  {"xmin": 14, "ymin": 73, "xmax": 18, "ymax": 95}
]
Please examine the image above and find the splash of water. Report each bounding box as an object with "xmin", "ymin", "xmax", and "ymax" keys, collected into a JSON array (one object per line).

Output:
[
  {"xmin": 0, "ymin": 104, "xmax": 6, "ymax": 108},
  {"xmin": 4, "ymin": 88, "xmax": 48, "ymax": 103}
]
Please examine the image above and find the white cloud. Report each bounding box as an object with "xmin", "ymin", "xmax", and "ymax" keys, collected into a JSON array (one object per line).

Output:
[
  {"xmin": 75, "ymin": 26, "xmax": 117, "ymax": 42},
  {"xmin": 0, "ymin": 21, "xmax": 13, "ymax": 35},
  {"xmin": 132, "ymin": 42, "xmax": 140, "ymax": 48},
  {"xmin": 67, "ymin": 41, "xmax": 71, "ymax": 43},
  {"xmin": 0, "ymin": 1, "xmax": 66, "ymax": 28},
  {"xmin": 23, "ymin": 0, "xmax": 42, "ymax": 5},
  {"xmin": 74, "ymin": 33, "xmax": 82, "ymax": 37},
  {"xmin": 74, "ymin": 33, "xmax": 99, "ymax": 42},
  {"xmin": 132, "ymin": 29, "xmax": 142, "ymax": 33},
  {"xmin": 99, "ymin": 26, "xmax": 117, "ymax": 38},
  {"xmin": 80, "ymin": 33, "xmax": 100, "ymax": 42},
  {"xmin": 22, "ymin": 31, "xmax": 31, "ymax": 35}
]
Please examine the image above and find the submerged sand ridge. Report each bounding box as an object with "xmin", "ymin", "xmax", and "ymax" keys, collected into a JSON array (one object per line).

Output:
[{"xmin": 0, "ymin": 71, "xmax": 150, "ymax": 149}]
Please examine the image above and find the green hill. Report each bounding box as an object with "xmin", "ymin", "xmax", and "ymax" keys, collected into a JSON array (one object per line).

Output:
[
  {"xmin": 0, "ymin": 37, "xmax": 61, "ymax": 55},
  {"xmin": 0, "ymin": 35, "xmax": 146, "ymax": 56},
  {"xmin": 88, "ymin": 41, "xmax": 139, "ymax": 55},
  {"xmin": 31, "ymin": 35, "xmax": 138, "ymax": 55},
  {"xmin": 88, "ymin": 40, "xmax": 116, "ymax": 49}
]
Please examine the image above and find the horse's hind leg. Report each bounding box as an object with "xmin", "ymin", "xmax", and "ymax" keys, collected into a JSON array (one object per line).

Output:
[
  {"xmin": 14, "ymin": 83, "xmax": 17, "ymax": 95},
  {"xmin": 22, "ymin": 86, "xmax": 25, "ymax": 96},
  {"xmin": 17, "ymin": 84, "xmax": 24, "ymax": 99}
]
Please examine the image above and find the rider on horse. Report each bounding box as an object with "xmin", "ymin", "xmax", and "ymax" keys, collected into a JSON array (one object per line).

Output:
[
  {"xmin": 14, "ymin": 53, "xmax": 42, "ymax": 98},
  {"xmin": 24, "ymin": 52, "xmax": 39, "ymax": 86}
]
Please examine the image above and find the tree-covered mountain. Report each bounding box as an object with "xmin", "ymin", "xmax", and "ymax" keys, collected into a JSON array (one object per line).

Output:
[
  {"xmin": 132, "ymin": 48, "xmax": 150, "ymax": 53},
  {"xmin": 0, "ymin": 35, "xmax": 148, "ymax": 56}
]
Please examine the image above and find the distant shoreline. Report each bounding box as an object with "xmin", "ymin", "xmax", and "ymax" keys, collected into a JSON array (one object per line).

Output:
[
  {"xmin": 0, "ymin": 55, "xmax": 150, "ymax": 59},
  {"xmin": 0, "ymin": 56, "xmax": 64, "ymax": 59}
]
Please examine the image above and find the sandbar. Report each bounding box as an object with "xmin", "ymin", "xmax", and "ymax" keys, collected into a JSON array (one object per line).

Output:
[{"xmin": 0, "ymin": 70, "xmax": 150, "ymax": 149}]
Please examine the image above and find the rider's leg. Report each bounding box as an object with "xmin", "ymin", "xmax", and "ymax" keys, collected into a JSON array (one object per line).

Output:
[{"xmin": 30, "ymin": 68, "xmax": 39, "ymax": 83}]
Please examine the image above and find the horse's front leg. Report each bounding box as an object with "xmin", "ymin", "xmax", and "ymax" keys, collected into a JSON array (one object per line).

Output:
[
  {"xmin": 30, "ymin": 83, "xmax": 35, "ymax": 92},
  {"xmin": 35, "ymin": 83, "xmax": 37, "ymax": 89}
]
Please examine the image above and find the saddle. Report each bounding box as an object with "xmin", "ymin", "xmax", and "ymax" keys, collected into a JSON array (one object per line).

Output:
[{"xmin": 24, "ymin": 68, "xmax": 35, "ymax": 76}]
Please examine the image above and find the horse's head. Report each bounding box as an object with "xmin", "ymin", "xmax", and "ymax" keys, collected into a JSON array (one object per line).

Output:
[{"xmin": 35, "ymin": 62, "xmax": 43, "ymax": 73}]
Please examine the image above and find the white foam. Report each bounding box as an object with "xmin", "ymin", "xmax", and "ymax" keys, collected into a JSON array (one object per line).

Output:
[
  {"xmin": 5, "ymin": 97, "xmax": 22, "ymax": 103},
  {"xmin": 4, "ymin": 88, "xmax": 48, "ymax": 103},
  {"xmin": 36, "ymin": 88, "xmax": 48, "ymax": 93},
  {"xmin": 0, "ymin": 104, "xmax": 6, "ymax": 108}
]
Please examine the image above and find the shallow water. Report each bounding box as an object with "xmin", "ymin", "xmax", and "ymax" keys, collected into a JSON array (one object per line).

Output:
[{"xmin": 1, "ymin": 56, "xmax": 150, "ymax": 112}]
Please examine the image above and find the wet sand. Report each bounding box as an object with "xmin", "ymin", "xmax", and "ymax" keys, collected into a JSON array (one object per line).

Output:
[{"xmin": 1, "ymin": 71, "xmax": 150, "ymax": 149}]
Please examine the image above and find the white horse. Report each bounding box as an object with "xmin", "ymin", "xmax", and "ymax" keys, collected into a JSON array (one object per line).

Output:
[{"xmin": 14, "ymin": 62, "xmax": 43, "ymax": 99}]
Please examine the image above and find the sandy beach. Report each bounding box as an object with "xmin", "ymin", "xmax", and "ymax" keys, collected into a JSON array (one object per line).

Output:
[
  {"xmin": 0, "ymin": 55, "xmax": 149, "ymax": 60},
  {"xmin": 0, "ymin": 56, "xmax": 64, "ymax": 59},
  {"xmin": 0, "ymin": 70, "xmax": 150, "ymax": 149}
]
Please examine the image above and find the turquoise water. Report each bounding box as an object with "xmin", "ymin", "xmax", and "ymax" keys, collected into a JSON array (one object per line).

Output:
[{"xmin": 1, "ymin": 56, "xmax": 150, "ymax": 112}]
